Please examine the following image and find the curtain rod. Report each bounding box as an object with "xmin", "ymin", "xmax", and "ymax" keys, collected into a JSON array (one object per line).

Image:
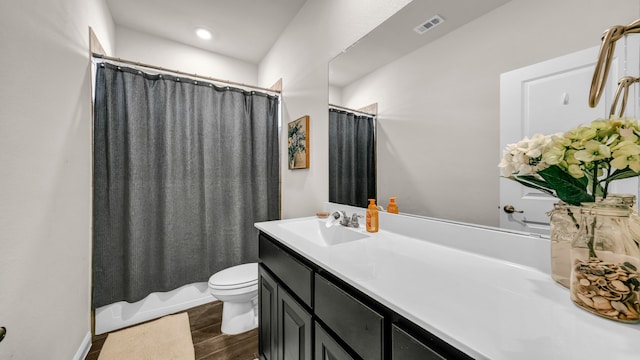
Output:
[
  {"xmin": 329, "ymin": 103, "xmax": 376, "ymax": 117},
  {"xmin": 92, "ymin": 53, "xmax": 281, "ymax": 95}
]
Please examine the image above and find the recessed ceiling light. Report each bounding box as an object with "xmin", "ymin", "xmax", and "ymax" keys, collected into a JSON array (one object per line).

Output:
[{"xmin": 195, "ymin": 28, "xmax": 212, "ymax": 40}]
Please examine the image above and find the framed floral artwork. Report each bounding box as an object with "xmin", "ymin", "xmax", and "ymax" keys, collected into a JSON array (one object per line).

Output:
[{"xmin": 288, "ymin": 115, "xmax": 309, "ymax": 169}]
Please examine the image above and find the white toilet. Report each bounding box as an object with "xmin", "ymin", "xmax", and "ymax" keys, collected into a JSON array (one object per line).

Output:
[{"xmin": 208, "ymin": 262, "xmax": 259, "ymax": 335}]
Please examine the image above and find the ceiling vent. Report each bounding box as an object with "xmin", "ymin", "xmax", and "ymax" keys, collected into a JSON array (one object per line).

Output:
[{"xmin": 413, "ymin": 15, "xmax": 445, "ymax": 35}]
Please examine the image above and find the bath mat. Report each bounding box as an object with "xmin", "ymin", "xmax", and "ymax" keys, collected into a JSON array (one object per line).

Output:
[{"xmin": 98, "ymin": 312, "xmax": 194, "ymax": 360}]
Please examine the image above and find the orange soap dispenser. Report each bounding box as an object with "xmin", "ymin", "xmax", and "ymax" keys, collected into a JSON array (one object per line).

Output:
[
  {"xmin": 387, "ymin": 197, "xmax": 398, "ymax": 214},
  {"xmin": 366, "ymin": 199, "xmax": 379, "ymax": 233}
]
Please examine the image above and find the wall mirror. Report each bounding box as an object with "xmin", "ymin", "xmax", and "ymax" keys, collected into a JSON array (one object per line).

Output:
[
  {"xmin": 328, "ymin": 0, "xmax": 511, "ymax": 224},
  {"xmin": 328, "ymin": 0, "xmax": 635, "ymax": 231}
]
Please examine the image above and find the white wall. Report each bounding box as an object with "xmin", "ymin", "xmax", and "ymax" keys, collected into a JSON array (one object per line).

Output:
[
  {"xmin": 339, "ymin": 0, "xmax": 640, "ymax": 226},
  {"xmin": 114, "ymin": 27, "xmax": 258, "ymax": 85},
  {"xmin": 328, "ymin": 85, "xmax": 342, "ymax": 106},
  {"xmin": 0, "ymin": 0, "xmax": 114, "ymax": 358},
  {"xmin": 260, "ymin": 0, "xmax": 412, "ymax": 219}
]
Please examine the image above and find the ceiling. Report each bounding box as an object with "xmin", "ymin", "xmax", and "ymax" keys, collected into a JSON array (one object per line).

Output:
[
  {"xmin": 106, "ymin": 0, "xmax": 511, "ymax": 86},
  {"xmin": 329, "ymin": 0, "xmax": 511, "ymax": 88},
  {"xmin": 105, "ymin": 0, "xmax": 308, "ymax": 64}
]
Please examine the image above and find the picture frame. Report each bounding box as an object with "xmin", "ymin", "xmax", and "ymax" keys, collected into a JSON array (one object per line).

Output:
[{"xmin": 287, "ymin": 115, "xmax": 310, "ymax": 169}]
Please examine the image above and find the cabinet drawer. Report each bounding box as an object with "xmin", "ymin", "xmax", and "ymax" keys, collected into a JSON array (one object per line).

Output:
[
  {"xmin": 392, "ymin": 324, "xmax": 446, "ymax": 360},
  {"xmin": 314, "ymin": 273, "xmax": 383, "ymax": 360},
  {"xmin": 259, "ymin": 233, "xmax": 313, "ymax": 307}
]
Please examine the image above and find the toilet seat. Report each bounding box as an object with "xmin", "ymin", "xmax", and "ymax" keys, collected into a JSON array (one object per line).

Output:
[{"xmin": 208, "ymin": 263, "xmax": 258, "ymax": 290}]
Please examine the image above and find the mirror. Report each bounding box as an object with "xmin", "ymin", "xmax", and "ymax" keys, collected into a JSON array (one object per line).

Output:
[
  {"xmin": 328, "ymin": 0, "xmax": 511, "ymax": 225},
  {"xmin": 328, "ymin": 0, "xmax": 633, "ymax": 229}
]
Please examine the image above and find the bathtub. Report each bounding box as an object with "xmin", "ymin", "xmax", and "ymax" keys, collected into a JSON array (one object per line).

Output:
[{"xmin": 95, "ymin": 282, "xmax": 215, "ymax": 334}]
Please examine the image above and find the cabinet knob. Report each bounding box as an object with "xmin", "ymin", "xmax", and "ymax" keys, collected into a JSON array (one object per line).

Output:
[{"xmin": 0, "ymin": 326, "xmax": 6, "ymax": 343}]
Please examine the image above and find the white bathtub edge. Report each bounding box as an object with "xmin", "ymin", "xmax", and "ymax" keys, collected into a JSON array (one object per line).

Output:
[{"xmin": 95, "ymin": 282, "xmax": 216, "ymax": 335}]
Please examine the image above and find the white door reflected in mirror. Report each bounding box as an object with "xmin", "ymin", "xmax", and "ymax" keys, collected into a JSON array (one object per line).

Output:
[{"xmin": 499, "ymin": 43, "xmax": 640, "ymax": 235}]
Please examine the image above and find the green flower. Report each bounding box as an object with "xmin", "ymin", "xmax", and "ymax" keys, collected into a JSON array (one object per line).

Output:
[
  {"xmin": 542, "ymin": 143, "xmax": 565, "ymax": 165},
  {"xmin": 611, "ymin": 141, "xmax": 640, "ymax": 171},
  {"xmin": 567, "ymin": 164, "xmax": 584, "ymax": 178},
  {"xmin": 574, "ymin": 140, "xmax": 611, "ymax": 162},
  {"xmin": 567, "ymin": 126, "xmax": 597, "ymax": 145}
]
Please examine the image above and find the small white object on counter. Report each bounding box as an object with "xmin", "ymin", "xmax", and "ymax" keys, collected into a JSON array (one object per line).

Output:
[{"xmin": 255, "ymin": 203, "xmax": 640, "ymax": 360}]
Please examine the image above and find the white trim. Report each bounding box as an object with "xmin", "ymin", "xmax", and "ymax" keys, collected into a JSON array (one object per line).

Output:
[
  {"xmin": 72, "ymin": 332, "xmax": 92, "ymax": 360},
  {"xmin": 95, "ymin": 282, "xmax": 215, "ymax": 335}
]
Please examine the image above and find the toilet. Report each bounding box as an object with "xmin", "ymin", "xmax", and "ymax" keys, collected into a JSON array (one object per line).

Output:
[{"xmin": 208, "ymin": 262, "xmax": 259, "ymax": 335}]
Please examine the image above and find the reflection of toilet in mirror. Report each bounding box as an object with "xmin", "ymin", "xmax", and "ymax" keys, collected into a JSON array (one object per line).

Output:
[{"xmin": 208, "ymin": 262, "xmax": 258, "ymax": 335}]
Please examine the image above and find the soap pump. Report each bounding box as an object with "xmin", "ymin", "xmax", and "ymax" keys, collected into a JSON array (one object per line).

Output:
[
  {"xmin": 387, "ymin": 197, "xmax": 398, "ymax": 214},
  {"xmin": 366, "ymin": 199, "xmax": 379, "ymax": 233}
]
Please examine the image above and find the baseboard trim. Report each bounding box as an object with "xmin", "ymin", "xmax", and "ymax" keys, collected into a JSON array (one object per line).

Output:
[{"xmin": 73, "ymin": 331, "xmax": 92, "ymax": 360}]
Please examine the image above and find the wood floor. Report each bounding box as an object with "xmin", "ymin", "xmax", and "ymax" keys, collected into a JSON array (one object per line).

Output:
[{"xmin": 85, "ymin": 301, "xmax": 259, "ymax": 360}]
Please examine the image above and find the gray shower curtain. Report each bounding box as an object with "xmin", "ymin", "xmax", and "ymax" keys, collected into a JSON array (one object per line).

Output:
[
  {"xmin": 328, "ymin": 109, "xmax": 376, "ymax": 208},
  {"xmin": 92, "ymin": 62, "xmax": 279, "ymax": 308}
]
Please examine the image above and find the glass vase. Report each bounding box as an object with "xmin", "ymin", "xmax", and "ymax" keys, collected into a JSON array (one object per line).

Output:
[
  {"xmin": 597, "ymin": 194, "xmax": 640, "ymax": 251},
  {"xmin": 603, "ymin": 194, "xmax": 640, "ymax": 249},
  {"xmin": 551, "ymin": 194, "xmax": 640, "ymax": 289},
  {"xmin": 549, "ymin": 202, "xmax": 581, "ymax": 288},
  {"xmin": 570, "ymin": 202, "xmax": 640, "ymax": 323}
]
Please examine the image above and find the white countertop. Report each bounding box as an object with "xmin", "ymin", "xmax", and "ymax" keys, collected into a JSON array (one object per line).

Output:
[{"xmin": 255, "ymin": 210, "xmax": 640, "ymax": 360}]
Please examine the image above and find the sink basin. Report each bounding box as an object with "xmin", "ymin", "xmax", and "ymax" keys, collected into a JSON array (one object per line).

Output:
[{"xmin": 278, "ymin": 218, "xmax": 369, "ymax": 247}]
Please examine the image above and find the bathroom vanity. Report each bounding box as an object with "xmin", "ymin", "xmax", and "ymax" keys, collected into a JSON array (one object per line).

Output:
[{"xmin": 255, "ymin": 205, "xmax": 640, "ymax": 360}]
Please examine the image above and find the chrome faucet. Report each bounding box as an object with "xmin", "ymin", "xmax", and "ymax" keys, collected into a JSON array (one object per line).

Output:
[
  {"xmin": 349, "ymin": 213, "xmax": 360, "ymax": 228},
  {"xmin": 331, "ymin": 211, "xmax": 361, "ymax": 228}
]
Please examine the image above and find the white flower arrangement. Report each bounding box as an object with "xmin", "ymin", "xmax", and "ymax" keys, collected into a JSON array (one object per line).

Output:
[
  {"xmin": 500, "ymin": 118, "xmax": 640, "ymax": 205},
  {"xmin": 499, "ymin": 133, "xmax": 554, "ymax": 177}
]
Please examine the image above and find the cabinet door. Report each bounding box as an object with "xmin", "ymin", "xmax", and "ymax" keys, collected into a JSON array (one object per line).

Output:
[
  {"xmin": 277, "ymin": 286, "xmax": 312, "ymax": 360},
  {"xmin": 315, "ymin": 323, "xmax": 355, "ymax": 360},
  {"xmin": 392, "ymin": 324, "xmax": 446, "ymax": 360},
  {"xmin": 259, "ymin": 265, "xmax": 278, "ymax": 360}
]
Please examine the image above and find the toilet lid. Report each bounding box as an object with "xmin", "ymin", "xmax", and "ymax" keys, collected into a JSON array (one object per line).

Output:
[{"xmin": 208, "ymin": 262, "xmax": 258, "ymax": 289}]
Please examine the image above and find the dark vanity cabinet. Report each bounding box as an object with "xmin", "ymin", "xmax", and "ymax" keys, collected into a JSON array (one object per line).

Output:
[
  {"xmin": 259, "ymin": 235, "xmax": 313, "ymax": 360},
  {"xmin": 258, "ymin": 232, "xmax": 472, "ymax": 360},
  {"xmin": 392, "ymin": 325, "xmax": 446, "ymax": 360},
  {"xmin": 258, "ymin": 267, "xmax": 278, "ymax": 360},
  {"xmin": 315, "ymin": 323, "xmax": 355, "ymax": 360},
  {"xmin": 277, "ymin": 285, "xmax": 312, "ymax": 359},
  {"xmin": 314, "ymin": 273, "xmax": 383, "ymax": 360}
]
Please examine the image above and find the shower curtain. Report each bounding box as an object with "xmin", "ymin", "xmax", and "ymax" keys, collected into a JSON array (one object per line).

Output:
[
  {"xmin": 328, "ymin": 108, "xmax": 376, "ymax": 208},
  {"xmin": 92, "ymin": 62, "xmax": 279, "ymax": 308}
]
